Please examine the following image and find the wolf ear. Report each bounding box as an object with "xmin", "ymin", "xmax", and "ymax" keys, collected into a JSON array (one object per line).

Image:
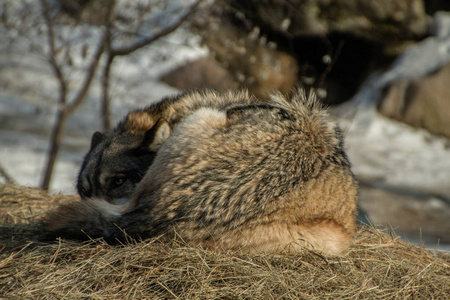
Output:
[
  {"xmin": 90, "ymin": 131, "xmax": 103, "ymax": 149},
  {"xmin": 143, "ymin": 118, "xmax": 171, "ymax": 152}
]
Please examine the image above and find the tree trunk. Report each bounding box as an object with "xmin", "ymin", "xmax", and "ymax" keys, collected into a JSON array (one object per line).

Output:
[
  {"xmin": 101, "ymin": 53, "xmax": 113, "ymax": 132},
  {"xmin": 40, "ymin": 109, "xmax": 68, "ymax": 191}
]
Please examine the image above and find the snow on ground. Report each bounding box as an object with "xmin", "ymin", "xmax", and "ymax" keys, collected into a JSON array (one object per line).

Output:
[{"xmin": 346, "ymin": 112, "xmax": 450, "ymax": 198}]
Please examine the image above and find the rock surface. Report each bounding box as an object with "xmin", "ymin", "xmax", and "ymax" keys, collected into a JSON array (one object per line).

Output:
[
  {"xmin": 359, "ymin": 182, "xmax": 450, "ymax": 247},
  {"xmin": 232, "ymin": 0, "xmax": 428, "ymax": 44},
  {"xmin": 192, "ymin": 15, "xmax": 299, "ymax": 98},
  {"xmin": 379, "ymin": 63, "xmax": 450, "ymax": 139},
  {"xmin": 161, "ymin": 57, "xmax": 239, "ymax": 92},
  {"xmin": 188, "ymin": 0, "xmax": 440, "ymax": 105}
]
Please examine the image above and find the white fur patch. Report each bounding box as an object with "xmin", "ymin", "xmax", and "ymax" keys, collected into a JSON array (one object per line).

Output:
[
  {"xmin": 182, "ymin": 107, "xmax": 227, "ymax": 129},
  {"xmin": 111, "ymin": 197, "xmax": 129, "ymax": 205},
  {"xmin": 91, "ymin": 199, "xmax": 131, "ymax": 218}
]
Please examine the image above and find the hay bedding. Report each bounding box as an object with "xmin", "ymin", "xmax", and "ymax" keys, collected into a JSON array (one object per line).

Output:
[{"xmin": 1, "ymin": 184, "xmax": 449, "ymax": 299}]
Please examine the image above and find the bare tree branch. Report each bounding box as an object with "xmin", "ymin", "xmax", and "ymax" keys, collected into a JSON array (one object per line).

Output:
[
  {"xmin": 40, "ymin": 0, "xmax": 113, "ymax": 191},
  {"xmin": 40, "ymin": 0, "xmax": 67, "ymax": 106},
  {"xmin": 40, "ymin": 0, "xmax": 199, "ymax": 190},
  {"xmin": 65, "ymin": 35, "xmax": 106, "ymax": 116},
  {"xmin": 111, "ymin": 0, "xmax": 202, "ymax": 57},
  {"xmin": 100, "ymin": 10, "xmax": 114, "ymax": 132},
  {"xmin": 99, "ymin": 0, "xmax": 202, "ymax": 131},
  {"xmin": 101, "ymin": 52, "xmax": 113, "ymax": 131}
]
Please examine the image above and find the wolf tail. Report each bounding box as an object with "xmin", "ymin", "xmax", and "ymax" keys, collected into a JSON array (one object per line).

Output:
[{"xmin": 41, "ymin": 199, "xmax": 132, "ymax": 242}]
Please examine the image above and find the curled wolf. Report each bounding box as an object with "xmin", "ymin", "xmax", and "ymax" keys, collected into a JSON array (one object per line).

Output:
[{"xmin": 43, "ymin": 90, "xmax": 358, "ymax": 255}]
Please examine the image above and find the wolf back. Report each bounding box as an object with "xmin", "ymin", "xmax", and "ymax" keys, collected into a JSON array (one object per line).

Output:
[{"xmin": 77, "ymin": 90, "xmax": 259, "ymax": 204}]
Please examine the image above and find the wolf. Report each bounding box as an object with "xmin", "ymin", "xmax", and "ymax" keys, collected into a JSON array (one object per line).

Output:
[
  {"xmin": 77, "ymin": 89, "xmax": 260, "ymax": 204},
  {"xmin": 43, "ymin": 90, "xmax": 358, "ymax": 255}
]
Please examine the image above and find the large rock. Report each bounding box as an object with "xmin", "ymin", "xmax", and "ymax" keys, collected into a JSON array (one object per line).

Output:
[
  {"xmin": 379, "ymin": 63, "xmax": 450, "ymax": 139},
  {"xmin": 232, "ymin": 0, "xmax": 428, "ymax": 46},
  {"xmin": 192, "ymin": 0, "xmax": 432, "ymax": 105},
  {"xmin": 359, "ymin": 182, "xmax": 450, "ymax": 245},
  {"xmin": 193, "ymin": 16, "xmax": 298, "ymax": 99},
  {"xmin": 160, "ymin": 57, "xmax": 239, "ymax": 92}
]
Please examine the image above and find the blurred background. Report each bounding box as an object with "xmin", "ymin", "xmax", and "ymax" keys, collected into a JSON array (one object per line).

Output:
[{"xmin": 0, "ymin": 0, "xmax": 449, "ymax": 250}]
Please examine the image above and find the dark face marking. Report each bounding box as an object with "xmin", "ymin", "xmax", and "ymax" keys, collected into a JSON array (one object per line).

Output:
[
  {"xmin": 76, "ymin": 117, "xmax": 172, "ymax": 204},
  {"xmin": 77, "ymin": 134, "xmax": 160, "ymax": 203}
]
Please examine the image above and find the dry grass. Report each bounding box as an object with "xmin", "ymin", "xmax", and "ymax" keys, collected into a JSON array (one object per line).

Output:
[{"xmin": 1, "ymin": 183, "xmax": 449, "ymax": 299}]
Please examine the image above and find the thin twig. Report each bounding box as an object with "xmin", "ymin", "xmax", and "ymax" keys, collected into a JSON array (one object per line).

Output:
[
  {"xmin": 111, "ymin": 0, "xmax": 202, "ymax": 57},
  {"xmin": 65, "ymin": 6, "xmax": 113, "ymax": 116},
  {"xmin": 39, "ymin": 0, "xmax": 67, "ymax": 106},
  {"xmin": 39, "ymin": 0, "xmax": 112, "ymax": 190}
]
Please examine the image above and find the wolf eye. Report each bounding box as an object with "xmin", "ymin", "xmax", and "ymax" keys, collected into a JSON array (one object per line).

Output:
[{"xmin": 112, "ymin": 177, "xmax": 126, "ymax": 188}]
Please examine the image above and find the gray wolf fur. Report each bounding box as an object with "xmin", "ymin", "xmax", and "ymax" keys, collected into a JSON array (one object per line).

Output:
[
  {"xmin": 43, "ymin": 90, "xmax": 358, "ymax": 255},
  {"xmin": 77, "ymin": 90, "xmax": 259, "ymax": 204}
]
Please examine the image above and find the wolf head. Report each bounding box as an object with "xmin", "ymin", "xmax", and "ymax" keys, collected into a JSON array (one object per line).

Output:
[{"xmin": 77, "ymin": 110, "xmax": 171, "ymax": 204}]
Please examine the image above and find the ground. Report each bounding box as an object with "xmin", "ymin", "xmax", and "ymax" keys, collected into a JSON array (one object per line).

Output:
[{"xmin": 1, "ymin": 183, "xmax": 449, "ymax": 299}]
